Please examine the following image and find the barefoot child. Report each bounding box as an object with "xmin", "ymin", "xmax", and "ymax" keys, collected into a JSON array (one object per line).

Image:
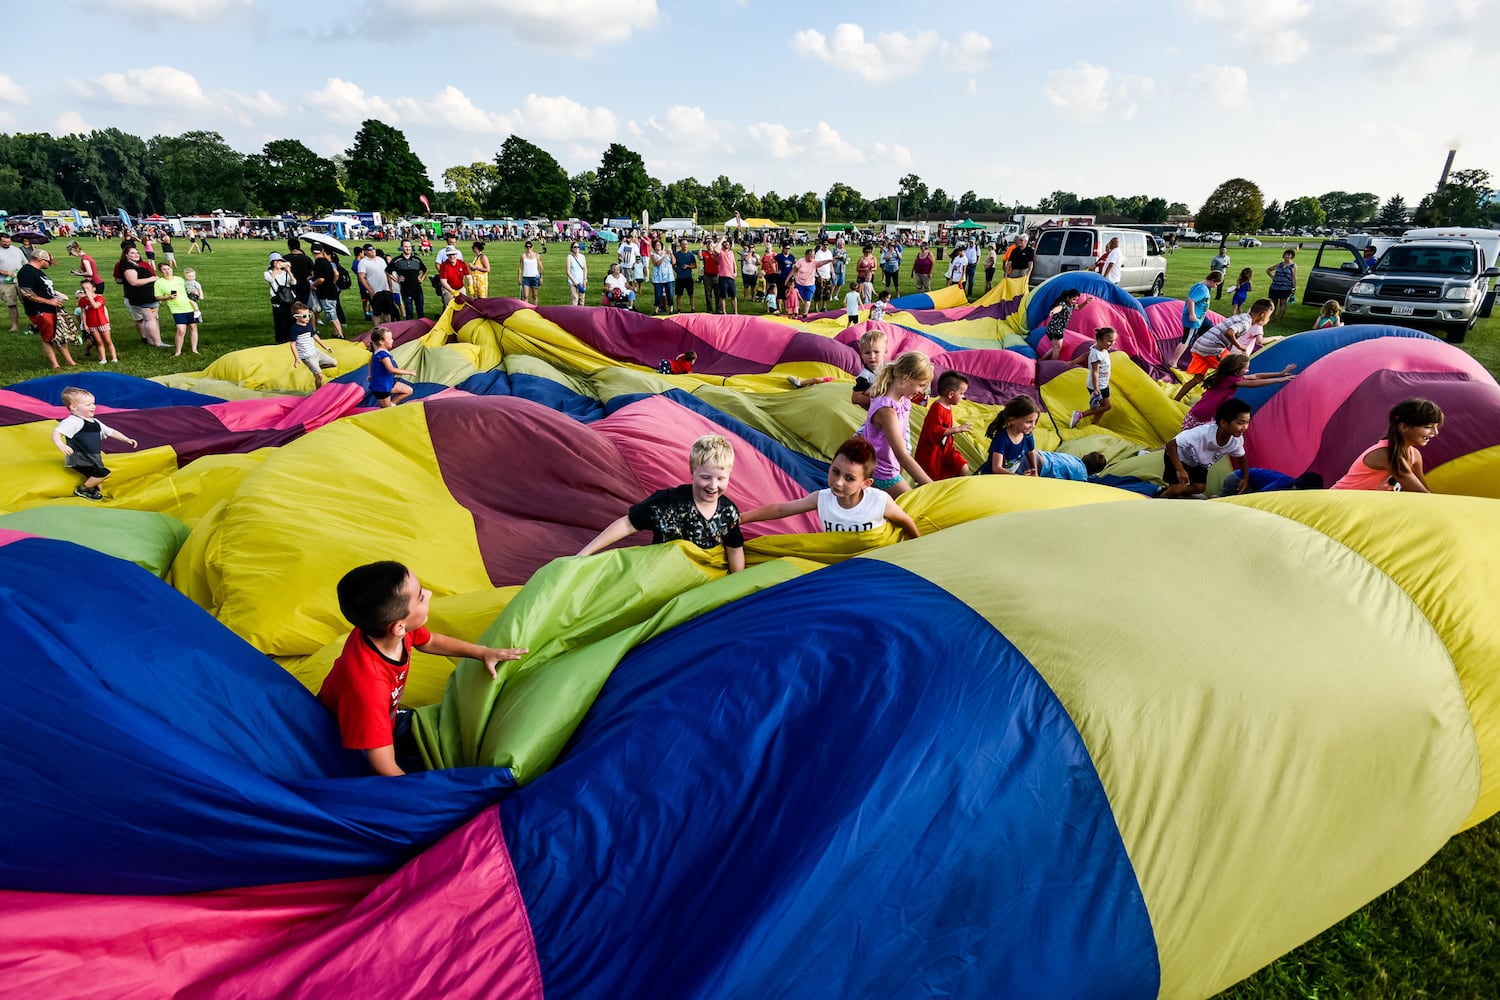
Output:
[
  {"xmin": 981, "ymin": 395, "xmax": 1041, "ymax": 475},
  {"xmin": 368, "ymin": 327, "xmax": 416, "ymax": 407},
  {"xmin": 1162, "ymin": 398, "xmax": 1252, "ymax": 498},
  {"xmin": 1331, "ymin": 397, "xmax": 1443, "ymax": 493},
  {"xmin": 861, "ymin": 350, "xmax": 935, "ymax": 497},
  {"xmin": 915, "ymin": 370, "xmax": 974, "ymax": 479},
  {"xmin": 577, "ymin": 434, "xmax": 747, "ymax": 573},
  {"xmin": 289, "ymin": 303, "xmax": 337, "ymax": 389},
  {"xmin": 1070, "ymin": 327, "xmax": 1116, "ymax": 428},
  {"xmin": 51, "ymin": 386, "xmax": 137, "ymax": 500},
  {"xmin": 740, "ymin": 436, "xmax": 920, "ymax": 537},
  {"xmin": 1230, "ymin": 267, "xmax": 1253, "ymax": 315},
  {"xmin": 319, "ymin": 561, "xmax": 527, "ymax": 776},
  {"xmin": 78, "ymin": 280, "xmax": 117, "ymax": 363}
]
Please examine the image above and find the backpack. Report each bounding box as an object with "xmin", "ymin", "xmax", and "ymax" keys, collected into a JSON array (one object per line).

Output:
[{"xmin": 335, "ymin": 261, "xmax": 352, "ymax": 291}]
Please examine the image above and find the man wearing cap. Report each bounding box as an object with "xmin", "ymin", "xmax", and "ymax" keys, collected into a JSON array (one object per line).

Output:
[
  {"xmin": 285, "ymin": 237, "xmax": 315, "ymax": 305},
  {"xmin": 437, "ymin": 248, "xmax": 470, "ymax": 310},
  {"xmin": 434, "ymin": 232, "xmax": 461, "ymax": 266},
  {"xmin": 0, "ymin": 232, "xmax": 30, "ymax": 332},
  {"xmin": 358, "ymin": 245, "xmax": 394, "ymax": 323},
  {"xmin": 389, "ymin": 239, "xmax": 428, "ymax": 319},
  {"xmin": 264, "ymin": 251, "xmax": 296, "ymax": 342},
  {"xmin": 17, "ymin": 249, "xmax": 76, "ymax": 368}
]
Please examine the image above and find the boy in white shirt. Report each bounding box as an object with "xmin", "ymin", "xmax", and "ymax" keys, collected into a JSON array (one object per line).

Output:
[
  {"xmin": 739, "ymin": 436, "xmax": 919, "ymax": 537},
  {"xmin": 51, "ymin": 386, "xmax": 138, "ymax": 500},
  {"xmin": 1161, "ymin": 398, "xmax": 1252, "ymax": 498},
  {"xmin": 1070, "ymin": 327, "xmax": 1116, "ymax": 428},
  {"xmin": 843, "ymin": 283, "xmax": 862, "ymax": 327}
]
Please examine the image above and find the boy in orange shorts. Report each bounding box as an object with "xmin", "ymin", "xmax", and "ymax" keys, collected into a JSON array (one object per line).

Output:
[{"xmin": 1175, "ymin": 299, "xmax": 1274, "ymax": 401}]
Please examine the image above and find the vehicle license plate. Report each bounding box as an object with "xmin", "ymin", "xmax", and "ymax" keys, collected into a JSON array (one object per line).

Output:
[{"xmin": 1392, "ymin": 304, "xmax": 1415, "ymax": 316}]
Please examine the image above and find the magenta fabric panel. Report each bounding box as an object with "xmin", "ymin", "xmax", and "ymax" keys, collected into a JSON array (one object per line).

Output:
[
  {"xmin": 544, "ymin": 306, "xmax": 783, "ymax": 372},
  {"xmin": 203, "ymin": 383, "xmax": 364, "ymax": 433},
  {"xmin": 834, "ymin": 320, "xmax": 947, "ymax": 360},
  {"xmin": 1307, "ymin": 371, "xmax": 1500, "ymax": 484},
  {"xmin": 0, "ymin": 810, "xmax": 543, "ymax": 1000},
  {"xmin": 352, "ymin": 316, "xmax": 435, "ymax": 348},
  {"xmin": 0, "ymin": 391, "xmax": 79, "ymax": 421},
  {"xmin": 0, "ymin": 529, "xmax": 32, "ymax": 547},
  {"xmin": 1143, "ymin": 300, "xmax": 1224, "ymax": 344},
  {"xmin": 424, "ymin": 394, "xmax": 644, "ymax": 585},
  {"xmin": 1245, "ymin": 336, "xmax": 1495, "ymax": 473},
  {"xmin": 930, "ymin": 349, "xmax": 1042, "ymax": 406},
  {"xmin": 593, "ymin": 395, "xmax": 821, "ymax": 537}
]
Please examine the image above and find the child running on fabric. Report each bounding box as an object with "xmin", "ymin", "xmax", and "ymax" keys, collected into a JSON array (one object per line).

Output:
[
  {"xmin": 1161, "ymin": 398, "xmax": 1252, "ymax": 498},
  {"xmin": 869, "ymin": 289, "xmax": 894, "ymax": 322},
  {"xmin": 1315, "ymin": 300, "xmax": 1343, "ymax": 329},
  {"xmin": 1069, "ymin": 327, "xmax": 1116, "ymax": 428},
  {"xmin": 1180, "ymin": 354, "xmax": 1296, "ymax": 430},
  {"xmin": 739, "ymin": 436, "xmax": 920, "ymax": 538},
  {"xmin": 183, "ymin": 268, "xmax": 204, "ymax": 325},
  {"xmin": 367, "ymin": 327, "xmax": 416, "ymax": 407},
  {"xmin": 318, "ymin": 561, "xmax": 528, "ymax": 776},
  {"xmin": 915, "ymin": 370, "xmax": 974, "ymax": 479},
  {"xmin": 50, "ymin": 386, "xmax": 138, "ymax": 500},
  {"xmin": 1330, "ymin": 397, "xmax": 1443, "ymax": 493},
  {"xmin": 1173, "ymin": 299, "xmax": 1277, "ymax": 401},
  {"xmin": 1041, "ymin": 289, "xmax": 1088, "ymax": 361},
  {"xmin": 77, "ymin": 280, "xmax": 117, "ymax": 363},
  {"xmin": 850, "ymin": 327, "xmax": 889, "ymax": 408},
  {"xmin": 289, "ymin": 303, "xmax": 337, "ymax": 389},
  {"xmin": 980, "ymin": 395, "xmax": 1041, "ymax": 475},
  {"xmin": 577, "ymin": 434, "xmax": 747, "ymax": 572},
  {"xmin": 1230, "ymin": 267, "xmax": 1253, "ymax": 315},
  {"xmin": 861, "ymin": 350, "xmax": 935, "ymax": 497},
  {"xmin": 844, "ymin": 282, "xmax": 862, "ymax": 327}
]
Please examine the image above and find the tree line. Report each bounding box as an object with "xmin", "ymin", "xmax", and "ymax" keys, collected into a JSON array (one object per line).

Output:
[{"xmin": 2, "ymin": 122, "xmax": 1493, "ymax": 231}]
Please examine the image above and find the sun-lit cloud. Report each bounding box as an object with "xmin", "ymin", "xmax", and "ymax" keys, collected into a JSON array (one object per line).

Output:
[
  {"xmin": 54, "ymin": 111, "xmax": 94, "ymax": 134},
  {"xmin": 1193, "ymin": 65, "xmax": 1251, "ymax": 112},
  {"xmin": 364, "ymin": 0, "xmax": 658, "ymax": 52},
  {"xmin": 790, "ymin": 23, "xmax": 939, "ymax": 82},
  {"xmin": 304, "ymin": 77, "xmax": 396, "ymax": 123},
  {"xmin": 77, "ymin": 66, "xmax": 216, "ymax": 110},
  {"xmin": 102, "ymin": 0, "xmax": 253, "ymax": 20},
  {"xmin": 1043, "ymin": 62, "xmax": 1155, "ymax": 121},
  {"xmin": 0, "ymin": 73, "xmax": 28, "ymax": 105}
]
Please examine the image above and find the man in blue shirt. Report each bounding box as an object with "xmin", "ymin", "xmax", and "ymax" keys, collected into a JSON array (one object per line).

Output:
[{"xmin": 1174, "ymin": 269, "xmax": 1222, "ymax": 366}]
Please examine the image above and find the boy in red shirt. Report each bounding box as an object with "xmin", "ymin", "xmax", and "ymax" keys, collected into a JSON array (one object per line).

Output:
[
  {"xmin": 318, "ymin": 561, "xmax": 527, "ymax": 776},
  {"xmin": 915, "ymin": 370, "xmax": 974, "ymax": 479}
]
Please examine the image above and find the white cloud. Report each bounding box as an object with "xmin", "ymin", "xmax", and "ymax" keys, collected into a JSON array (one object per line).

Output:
[
  {"xmin": 808, "ymin": 122, "xmax": 865, "ymax": 164},
  {"xmin": 54, "ymin": 111, "xmax": 93, "ymax": 134},
  {"xmin": 646, "ymin": 106, "xmax": 720, "ymax": 148},
  {"xmin": 103, "ymin": 0, "xmax": 252, "ymax": 19},
  {"xmin": 791, "ymin": 23, "xmax": 938, "ymax": 82},
  {"xmin": 746, "ymin": 122, "xmax": 796, "ymax": 160},
  {"xmin": 366, "ymin": 0, "xmax": 658, "ymax": 52},
  {"xmin": 1043, "ymin": 62, "xmax": 1154, "ymax": 121},
  {"xmin": 394, "ymin": 86, "xmax": 505, "ymax": 132},
  {"xmin": 227, "ymin": 89, "xmax": 286, "ymax": 117},
  {"xmin": 79, "ymin": 66, "xmax": 215, "ymax": 110},
  {"xmin": 1193, "ymin": 65, "xmax": 1251, "ymax": 112},
  {"xmin": 503, "ymin": 94, "xmax": 617, "ymax": 143},
  {"xmin": 941, "ymin": 31, "xmax": 993, "ymax": 73},
  {"xmin": 873, "ymin": 142, "xmax": 914, "ymax": 169},
  {"xmin": 1180, "ymin": 0, "xmax": 1311, "ymax": 63},
  {"xmin": 304, "ymin": 77, "xmax": 396, "ymax": 123},
  {"xmin": 0, "ymin": 73, "xmax": 28, "ymax": 105}
]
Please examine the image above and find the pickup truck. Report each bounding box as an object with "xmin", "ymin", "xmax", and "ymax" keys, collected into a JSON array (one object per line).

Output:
[{"xmin": 1304, "ymin": 237, "xmax": 1498, "ymax": 342}]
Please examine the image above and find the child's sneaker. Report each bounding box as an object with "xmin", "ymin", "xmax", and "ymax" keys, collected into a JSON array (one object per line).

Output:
[
  {"xmin": 786, "ymin": 375, "xmax": 803, "ymax": 388},
  {"xmin": 74, "ymin": 485, "xmax": 104, "ymax": 501},
  {"xmin": 1069, "ymin": 411, "xmax": 1083, "ymax": 429}
]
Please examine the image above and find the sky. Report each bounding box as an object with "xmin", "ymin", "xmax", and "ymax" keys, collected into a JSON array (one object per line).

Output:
[{"xmin": 1, "ymin": 0, "xmax": 1496, "ymax": 213}]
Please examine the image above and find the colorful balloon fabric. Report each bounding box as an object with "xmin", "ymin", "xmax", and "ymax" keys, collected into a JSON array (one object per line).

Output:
[{"xmin": 4, "ymin": 283, "xmax": 1500, "ymax": 999}]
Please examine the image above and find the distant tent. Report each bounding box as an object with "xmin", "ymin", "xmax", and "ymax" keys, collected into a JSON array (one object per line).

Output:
[
  {"xmin": 724, "ymin": 217, "xmax": 778, "ymax": 229},
  {"xmin": 951, "ymin": 219, "xmax": 986, "ymax": 230}
]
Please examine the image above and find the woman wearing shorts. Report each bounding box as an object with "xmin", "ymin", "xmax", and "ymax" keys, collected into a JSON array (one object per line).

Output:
[
  {"xmin": 518, "ymin": 241, "xmax": 543, "ymax": 306},
  {"xmin": 1265, "ymin": 249, "xmax": 1297, "ymax": 322},
  {"xmin": 118, "ymin": 246, "xmax": 164, "ymax": 347}
]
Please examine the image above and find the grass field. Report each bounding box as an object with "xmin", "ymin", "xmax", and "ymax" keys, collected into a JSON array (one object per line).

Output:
[{"xmin": 3, "ymin": 234, "xmax": 1498, "ymax": 997}]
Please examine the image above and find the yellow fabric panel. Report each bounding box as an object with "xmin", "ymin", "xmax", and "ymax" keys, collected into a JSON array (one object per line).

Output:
[
  {"xmin": 1227, "ymin": 490, "xmax": 1500, "ymax": 829},
  {"xmin": 971, "ymin": 274, "xmax": 1031, "ymax": 316},
  {"xmin": 277, "ymin": 584, "xmax": 523, "ymax": 706},
  {"xmin": 865, "ymin": 500, "xmax": 1478, "ymax": 999},
  {"xmin": 151, "ymin": 374, "xmax": 288, "ymax": 400},
  {"xmin": 202, "ymin": 403, "xmax": 492, "ymax": 657},
  {"xmin": 168, "ymin": 498, "xmax": 227, "ymax": 609},
  {"xmin": 1426, "ymin": 444, "xmax": 1500, "ymax": 499},
  {"xmin": 0, "ymin": 420, "xmax": 181, "ymax": 513},
  {"xmin": 1038, "ymin": 353, "xmax": 1187, "ymax": 449},
  {"xmin": 200, "ymin": 339, "xmax": 372, "ymax": 392},
  {"xmin": 924, "ymin": 283, "xmax": 969, "ymax": 309},
  {"xmin": 488, "ymin": 308, "xmax": 625, "ymax": 374}
]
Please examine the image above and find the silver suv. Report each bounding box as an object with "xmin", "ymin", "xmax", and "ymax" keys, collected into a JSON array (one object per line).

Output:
[{"xmin": 1343, "ymin": 240, "xmax": 1498, "ymax": 342}]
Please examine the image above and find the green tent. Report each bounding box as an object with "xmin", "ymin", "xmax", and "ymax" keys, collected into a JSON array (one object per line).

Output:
[{"xmin": 951, "ymin": 219, "xmax": 986, "ymax": 230}]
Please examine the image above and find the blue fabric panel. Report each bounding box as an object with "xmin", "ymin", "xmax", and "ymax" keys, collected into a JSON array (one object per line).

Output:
[
  {"xmin": 462, "ymin": 370, "xmax": 608, "ymax": 423},
  {"xmin": 887, "ymin": 290, "xmax": 935, "ymax": 310},
  {"xmin": 0, "ymin": 537, "xmax": 514, "ymax": 895},
  {"xmin": 1236, "ymin": 325, "xmax": 1441, "ymax": 413},
  {"xmin": 9, "ymin": 371, "xmax": 224, "ymax": 408},
  {"xmin": 330, "ymin": 369, "xmax": 452, "ymax": 406},
  {"xmin": 1094, "ymin": 474, "xmax": 1163, "ymax": 497},
  {"xmin": 505, "ymin": 558, "xmax": 1160, "ymax": 1000},
  {"xmin": 604, "ymin": 389, "xmax": 827, "ymax": 491},
  {"xmin": 1025, "ymin": 273, "xmax": 1146, "ymax": 331}
]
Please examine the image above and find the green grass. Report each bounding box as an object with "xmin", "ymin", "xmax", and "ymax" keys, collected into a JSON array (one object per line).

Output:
[{"xmin": 4, "ymin": 236, "xmax": 1499, "ymax": 997}]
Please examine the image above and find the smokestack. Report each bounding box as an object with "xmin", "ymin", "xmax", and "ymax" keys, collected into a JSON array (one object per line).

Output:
[{"xmin": 1437, "ymin": 149, "xmax": 1457, "ymax": 190}]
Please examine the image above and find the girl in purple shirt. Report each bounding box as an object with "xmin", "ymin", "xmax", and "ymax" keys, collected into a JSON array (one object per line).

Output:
[{"xmin": 860, "ymin": 350, "xmax": 935, "ymax": 497}]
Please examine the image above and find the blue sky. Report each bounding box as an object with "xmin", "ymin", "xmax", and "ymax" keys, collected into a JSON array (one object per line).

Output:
[{"xmin": 2, "ymin": 0, "xmax": 1496, "ymax": 211}]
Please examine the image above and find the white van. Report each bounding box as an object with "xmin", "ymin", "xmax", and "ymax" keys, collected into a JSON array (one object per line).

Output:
[{"xmin": 1029, "ymin": 227, "xmax": 1166, "ymax": 295}]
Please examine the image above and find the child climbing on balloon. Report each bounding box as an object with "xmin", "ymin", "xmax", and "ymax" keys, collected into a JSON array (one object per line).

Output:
[
  {"xmin": 1069, "ymin": 327, "xmax": 1116, "ymax": 428},
  {"xmin": 915, "ymin": 370, "xmax": 974, "ymax": 480},
  {"xmin": 1330, "ymin": 397, "xmax": 1443, "ymax": 493},
  {"xmin": 739, "ymin": 436, "xmax": 920, "ymax": 538},
  {"xmin": 861, "ymin": 350, "xmax": 935, "ymax": 497},
  {"xmin": 1180, "ymin": 354, "xmax": 1296, "ymax": 430},
  {"xmin": 981, "ymin": 395, "xmax": 1041, "ymax": 475},
  {"xmin": 1041, "ymin": 289, "xmax": 1088, "ymax": 362},
  {"xmin": 1315, "ymin": 300, "xmax": 1344, "ymax": 329},
  {"xmin": 367, "ymin": 327, "xmax": 417, "ymax": 407},
  {"xmin": 1161, "ymin": 398, "xmax": 1252, "ymax": 498},
  {"xmin": 1173, "ymin": 300, "xmax": 1280, "ymax": 402},
  {"xmin": 319, "ymin": 561, "xmax": 528, "ymax": 776},
  {"xmin": 850, "ymin": 327, "xmax": 888, "ymax": 408},
  {"xmin": 577, "ymin": 434, "xmax": 747, "ymax": 572}
]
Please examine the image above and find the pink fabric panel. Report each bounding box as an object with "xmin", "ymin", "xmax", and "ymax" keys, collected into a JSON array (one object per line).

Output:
[
  {"xmin": 929, "ymin": 349, "xmax": 1037, "ymax": 386},
  {"xmin": 0, "ymin": 529, "xmax": 34, "ymax": 547},
  {"xmin": 0, "ymin": 810, "xmax": 543, "ymax": 1000},
  {"xmin": 204, "ymin": 383, "xmax": 365, "ymax": 432},
  {"xmin": 594, "ymin": 395, "xmax": 819, "ymax": 537},
  {"xmin": 1142, "ymin": 300, "xmax": 1225, "ymax": 342},
  {"xmin": 1068, "ymin": 299, "xmax": 1162, "ymax": 369},
  {"xmin": 0, "ymin": 391, "xmax": 85, "ymax": 419},
  {"xmin": 658, "ymin": 312, "xmax": 802, "ymax": 366},
  {"xmin": 1246, "ymin": 337, "xmax": 1495, "ymax": 473},
  {"xmin": 834, "ymin": 320, "xmax": 945, "ymax": 359}
]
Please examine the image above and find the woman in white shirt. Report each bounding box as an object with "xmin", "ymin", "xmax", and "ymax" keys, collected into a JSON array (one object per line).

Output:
[
  {"xmin": 740, "ymin": 246, "xmax": 760, "ymax": 305},
  {"xmin": 566, "ymin": 242, "xmax": 589, "ymax": 306},
  {"xmin": 603, "ymin": 263, "xmax": 633, "ymax": 308}
]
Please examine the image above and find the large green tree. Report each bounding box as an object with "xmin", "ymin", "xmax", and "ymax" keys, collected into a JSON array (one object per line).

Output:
[
  {"xmin": 592, "ymin": 142, "xmax": 651, "ymax": 219},
  {"xmin": 896, "ymin": 174, "xmax": 928, "ymax": 217},
  {"xmin": 84, "ymin": 128, "xmax": 153, "ymax": 215},
  {"xmin": 1282, "ymin": 195, "xmax": 1327, "ymax": 230},
  {"xmin": 247, "ymin": 139, "xmax": 341, "ymax": 215},
  {"xmin": 1377, "ymin": 195, "xmax": 1409, "ymax": 226},
  {"xmin": 1196, "ymin": 177, "xmax": 1264, "ymax": 237},
  {"xmin": 344, "ymin": 120, "xmax": 432, "ymax": 216},
  {"xmin": 1413, "ymin": 168, "xmax": 1493, "ymax": 227},
  {"xmin": 1139, "ymin": 197, "xmax": 1170, "ymax": 223},
  {"xmin": 441, "ymin": 161, "xmax": 500, "ymax": 217},
  {"xmin": 1317, "ymin": 190, "xmax": 1379, "ymax": 228},
  {"xmin": 148, "ymin": 131, "xmax": 248, "ymax": 214},
  {"xmin": 488, "ymin": 136, "xmax": 571, "ymax": 217},
  {"xmin": 1038, "ymin": 190, "xmax": 1079, "ymax": 213},
  {"xmin": 569, "ymin": 170, "xmax": 597, "ymax": 220}
]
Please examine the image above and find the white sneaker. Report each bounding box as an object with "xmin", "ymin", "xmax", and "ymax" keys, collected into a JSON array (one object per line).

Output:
[
  {"xmin": 786, "ymin": 375, "xmax": 803, "ymax": 388},
  {"xmin": 1069, "ymin": 411, "xmax": 1083, "ymax": 429}
]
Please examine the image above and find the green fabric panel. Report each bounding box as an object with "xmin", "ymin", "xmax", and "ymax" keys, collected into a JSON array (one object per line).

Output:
[
  {"xmin": 0, "ymin": 506, "xmax": 189, "ymax": 577},
  {"xmin": 413, "ymin": 545, "xmax": 805, "ymax": 782},
  {"xmin": 395, "ymin": 342, "xmax": 479, "ymax": 386}
]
